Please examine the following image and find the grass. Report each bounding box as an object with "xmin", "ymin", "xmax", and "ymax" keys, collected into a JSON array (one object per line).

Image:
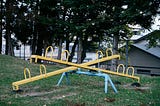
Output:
[{"xmin": 0, "ymin": 54, "xmax": 160, "ymax": 106}]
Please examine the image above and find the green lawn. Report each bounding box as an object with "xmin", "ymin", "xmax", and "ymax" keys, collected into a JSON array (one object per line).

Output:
[{"xmin": 0, "ymin": 54, "xmax": 160, "ymax": 106}]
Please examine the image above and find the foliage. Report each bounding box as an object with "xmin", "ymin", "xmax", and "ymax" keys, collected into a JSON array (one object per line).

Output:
[
  {"xmin": 146, "ymin": 30, "xmax": 160, "ymax": 47},
  {"xmin": 1, "ymin": 0, "xmax": 160, "ymax": 61}
]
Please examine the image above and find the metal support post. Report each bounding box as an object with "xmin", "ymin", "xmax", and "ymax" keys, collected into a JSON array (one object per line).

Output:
[{"xmin": 57, "ymin": 72, "xmax": 70, "ymax": 86}]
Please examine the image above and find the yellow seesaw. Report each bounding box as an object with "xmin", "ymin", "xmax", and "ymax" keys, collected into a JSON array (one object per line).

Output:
[
  {"xmin": 12, "ymin": 48, "xmax": 121, "ymax": 90},
  {"xmin": 12, "ymin": 46, "xmax": 140, "ymax": 91},
  {"xmin": 29, "ymin": 46, "xmax": 139, "ymax": 81}
]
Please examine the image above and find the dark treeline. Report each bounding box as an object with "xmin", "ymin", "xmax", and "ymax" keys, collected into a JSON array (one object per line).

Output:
[{"xmin": 0, "ymin": 0, "xmax": 159, "ymax": 63}]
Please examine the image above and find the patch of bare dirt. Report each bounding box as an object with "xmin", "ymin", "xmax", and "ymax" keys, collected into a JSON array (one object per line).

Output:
[
  {"xmin": 19, "ymin": 90, "xmax": 56, "ymax": 97},
  {"xmin": 51, "ymin": 92, "xmax": 77, "ymax": 100},
  {"xmin": 38, "ymin": 92, "xmax": 77, "ymax": 104},
  {"xmin": 123, "ymin": 84, "xmax": 150, "ymax": 89},
  {"xmin": 134, "ymin": 87, "xmax": 150, "ymax": 93},
  {"xmin": 18, "ymin": 86, "xmax": 79, "ymax": 98},
  {"xmin": 19, "ymin": 87, "xmax": 69, "ymax": 97},
  {"xmin": 65, "ymin": 100, "xmax": 85, "ymax": 106},
  {"xmin": 123, "ymin": 83, "xmax": 150, "ymax": 93},
  {"xmin": 104, "ymin": 97, "xmax": 116, "ymax": 102}
]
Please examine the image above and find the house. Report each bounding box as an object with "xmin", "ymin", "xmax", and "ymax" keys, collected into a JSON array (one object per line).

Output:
[{"xmin": 125, "ymin": 31, "xmax": 160, "ymax": 75}]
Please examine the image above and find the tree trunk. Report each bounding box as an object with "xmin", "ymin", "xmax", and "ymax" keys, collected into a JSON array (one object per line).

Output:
[
  {"xmin": 0, "ymin": 0, "xmax": 2, "ymax": 54},
  {"xmin": 69, "ymin": 37, "xmax": 78, "ymax": 62},
  {"xmin": 5, "ymin": 31, "xmax": 14, "ymax": 56},
  {"xmin": 35, "ymin": 35, "xmax": 43, "ymax": 63},
  {"xmin": 31, "ymin": 0, "xmax": 39, "ymax": 55},
  {"xmin": 66, "ymin": 39, "xmax": 70, "ymax": 52},
  {"xmin": 31, "ymin": 33, "xmax": 37, "ymax": 55},
  {"xmin": 10, "ymin": 38, "xmax": 14, "ymax": 56},
  {"xmin": 81, "ymin": 48, "xmax": 86, "ymax": 63},
  {"xmin": 5, "ymin": 0, "xmax": 10, "ymax": 55},
  {"xmin": 5, "ymin": 0, "xmax": 14, "ymax": 56},
  {"xmin": 36, "ymin": 35, "xmax": 43, "ymax": 56},
  {"xmin": 77, "ymin": 37, "xmax": 83, "ymax": 64},
  {"xmin": 43, "ymin": 35, "xmax": 50, "ymax": 56},
  {"xmin": 23, "ymin": 43, "xmax": 26, "ymax": 60},
  {"xmin": 57, "ymin": 38, "xmax": 63, "ymax": 60},
  {"xmin": 31, "ymin": 21, "xmax": 38, "ymax": 55},
  {"xmin": 81, "ymin": 36, "xmax": 88, "ymax": 62},
  {"xmin": 111, "ymin": 35, "xmax": 119, "ymax": 71},
  {"xmin": 5, "ymin": 33, "xmax": 8, "ymax": 55},
  {"xmin": 0, "ymin": 21, "xmax": 2, "ymax": 54}
]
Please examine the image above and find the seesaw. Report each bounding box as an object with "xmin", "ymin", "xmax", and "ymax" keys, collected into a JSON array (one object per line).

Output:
[
  {"xmin": 12, "ymin": 48, "xmax": 120, "ymax": 90},
  {"xmin": 12, "ymin": 46, "xmax": 140, "ymax": 93},
  {"xmin": 29, "ymin": 46, "xmax": 139, "ymax": 81}
]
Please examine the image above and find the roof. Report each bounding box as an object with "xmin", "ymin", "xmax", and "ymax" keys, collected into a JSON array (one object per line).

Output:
[
  {"xmin": 132, "ymin": 44, "xmax": 160, "ymax": 59},
  {"xmin": 130, "ymin": 30, "xmax": 160, "ymax": 59},
  {"xmin": 120, "ymin": 30, "xmax": 160, "ymax": 59}
]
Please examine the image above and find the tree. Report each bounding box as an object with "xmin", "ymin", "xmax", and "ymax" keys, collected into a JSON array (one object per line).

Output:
[
  {"xmin": 5, "ymin": 0, "xmax": 15, "ymax": 56},
  {"xmin": 96, "ymin": 0, "xmax": 160, "ymax": 70},
  {"xmin": 30, "ymin": 0, "xmax": 57, "ymax": 57},
  {"xmin": 147, "ymin": 30, "xmax": 160, "ymax": 47},
  {"xmin": 62, "ymin": 0, "xmax": 104, "ymax": 63},
  {"xmin": 2, "ymin": 0, "xmax": 159, "ymax": 66},
  {"xmin": 0, "ymin": 0, "xmax": 3, "ymax": 54}
]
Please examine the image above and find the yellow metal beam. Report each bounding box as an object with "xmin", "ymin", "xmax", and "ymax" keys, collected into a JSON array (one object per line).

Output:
[
  {"xmin": 12, "ymin": 67, "xmax": 77, "ymax": 90},
  {"xmin": 13, "ymin": 55, "xmax": 120, "ymax": 90},
  {"xmin": 30, "ymin": 54, "xmax": 139, "ymax": 82},
  {"xmin": 30, "ymin": 54, "xmax": 120, "ymax": 65},
  {"xmin": 13, "ymin": 54, "xmax": 140, "ymax": 91}
]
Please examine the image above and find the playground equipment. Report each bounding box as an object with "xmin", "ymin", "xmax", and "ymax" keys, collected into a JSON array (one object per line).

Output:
[
  {"xmin": 29, "ymin": 48, "xmax": 139, "ymax": 81},
  {"xmin": 12, "ymin": 46, "xmax": 140, "ymax": 93}
]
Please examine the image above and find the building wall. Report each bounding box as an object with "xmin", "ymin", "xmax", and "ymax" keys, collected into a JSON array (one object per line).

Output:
[
  {"xmin": 128, "ymin": 46, "xmax": 160, "ymax": 75},
  {"xmin": 14, "ymin": 45, "xmax": 31, "ymax": 60}
]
